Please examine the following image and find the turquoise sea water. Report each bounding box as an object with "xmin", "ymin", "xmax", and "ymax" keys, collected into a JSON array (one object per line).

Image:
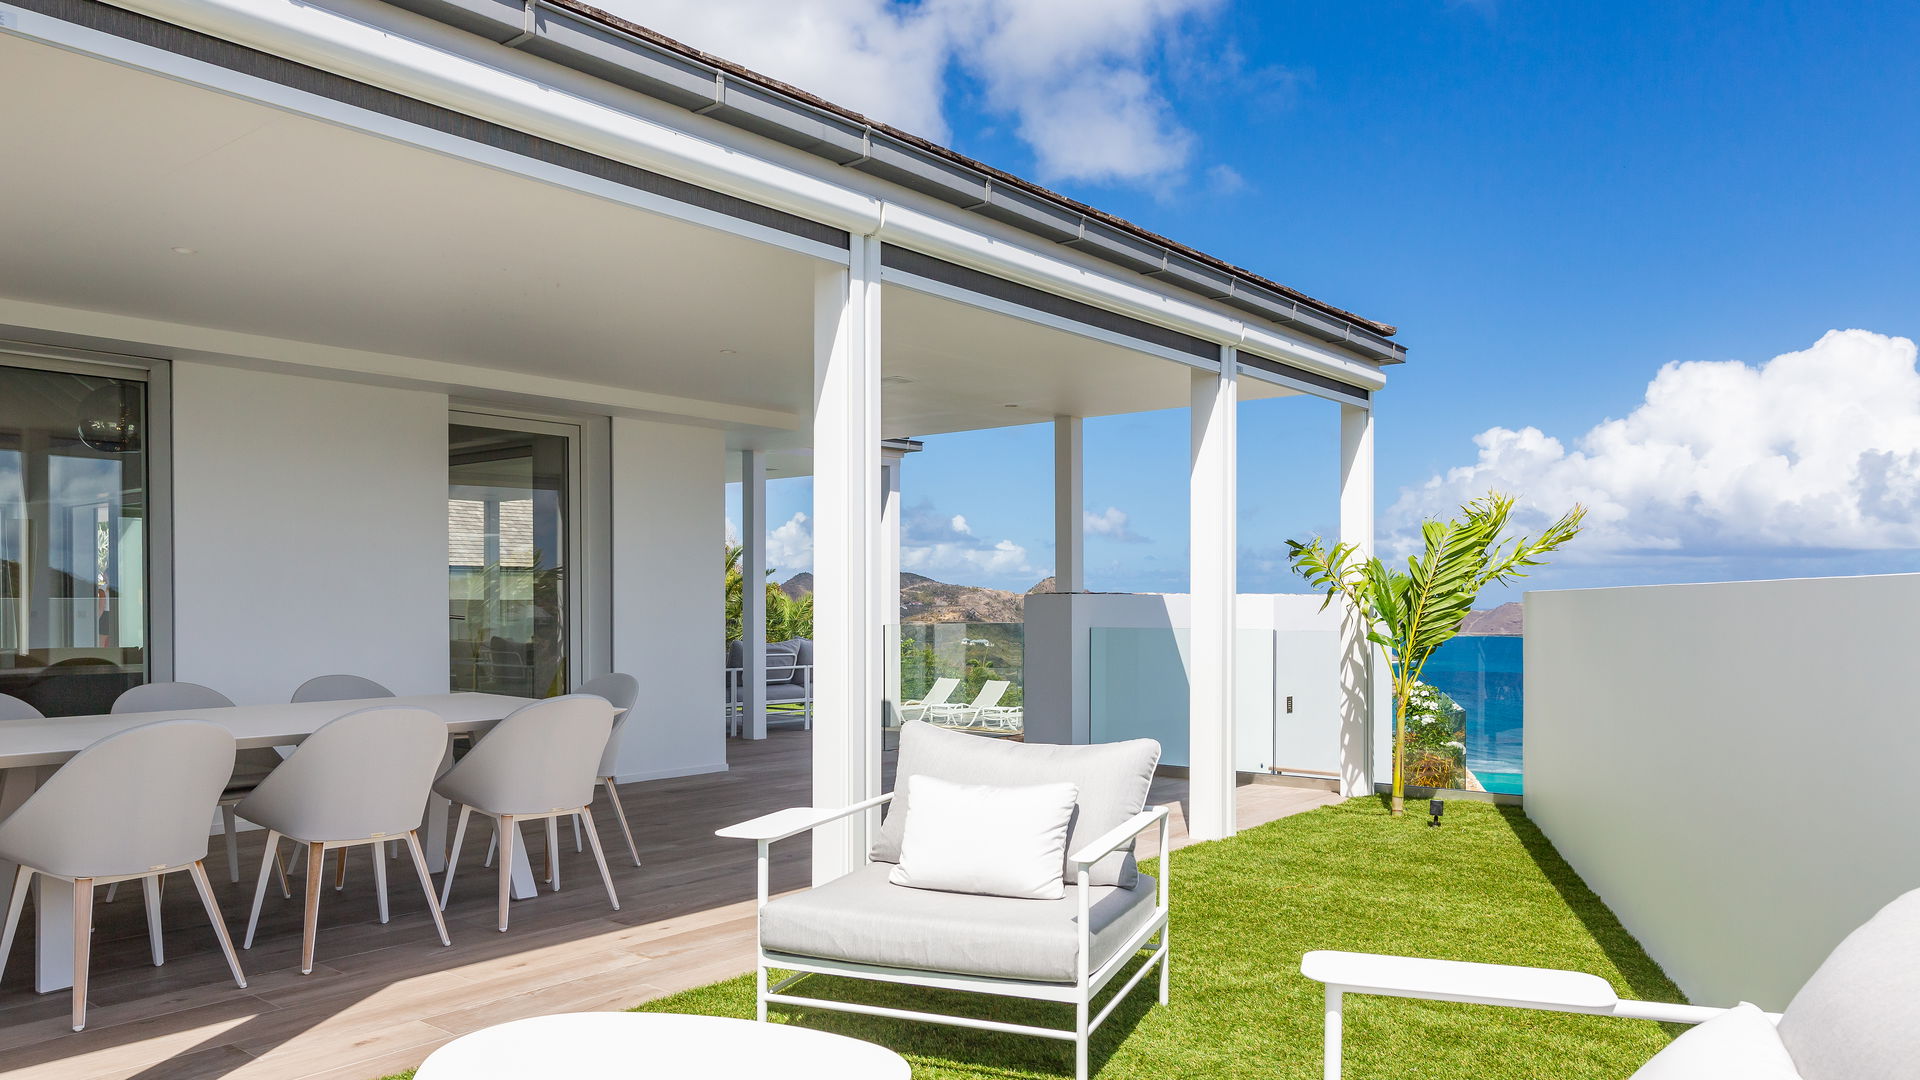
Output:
[{"xmin": 1421, "ymin": 635, "xmax": 1524, "ymax": 794}]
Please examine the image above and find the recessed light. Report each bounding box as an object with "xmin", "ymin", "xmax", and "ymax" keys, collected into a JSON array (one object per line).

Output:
[
  {"xmin": 1001, "ymin": 403, "xmax": 1020, "ymax": 408},
  {"xmin": 718, "ymin": 348, "xmax": 738, "ymax": 355},
  {"xmin": 170, "ymin": 246, "xmax": 196, "ymax": 255}
]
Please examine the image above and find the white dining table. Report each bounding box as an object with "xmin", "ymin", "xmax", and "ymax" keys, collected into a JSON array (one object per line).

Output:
[{"xmin": 0, "ymin": 692, "xmax": 539, "ymax": 994}]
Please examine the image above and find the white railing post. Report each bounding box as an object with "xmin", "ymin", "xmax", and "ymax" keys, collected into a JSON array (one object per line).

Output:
[
  {"xmin": 810, "ymin": 235, "xmax": 884, "ymax": 884},
  {"xmin": 1188, "ymin": 351, "xmax": 1238, "ymax": 841}
]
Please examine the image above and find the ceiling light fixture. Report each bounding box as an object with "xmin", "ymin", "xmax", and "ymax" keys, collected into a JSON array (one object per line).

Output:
[{"xmin": 170, "ymin": 246, "xmax": 196, "ymax": 255}]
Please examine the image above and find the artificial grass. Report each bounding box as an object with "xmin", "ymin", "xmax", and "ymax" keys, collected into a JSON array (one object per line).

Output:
[{"xmin": 386, "ymin": 797, "xmax": 1683, "ymax": 1079}]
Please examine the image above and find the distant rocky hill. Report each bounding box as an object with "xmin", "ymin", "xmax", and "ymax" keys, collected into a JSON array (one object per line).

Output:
[
  {"xmin": 1458, "ymin": 602, "xmax": 1523, "ymax": 635},
  {"xmin": 781, "ymin": 571, "xmax": 1047, "ymax": 624}
]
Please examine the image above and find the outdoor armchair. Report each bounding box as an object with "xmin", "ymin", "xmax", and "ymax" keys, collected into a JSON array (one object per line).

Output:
[
  {"xmin": 717, "ymin": 720, "xmax": 1170, "ymax": 1080},
  {"xmin": 1303, "ymin": 885, "xmax": 1920, "ymax": 1079},
  {"xmin": 921, "ymin": 679, "xmax": 1009, "ymax": 728}
]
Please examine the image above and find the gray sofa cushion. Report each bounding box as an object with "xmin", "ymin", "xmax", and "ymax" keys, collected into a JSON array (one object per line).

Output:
[
  {"xmin": 871, "ymin": 721, "xmax": 1160, "ymax": 888},
  {"xmin": 1777, "ymin": 887, "xmax": 1920, "ymax": 1080},
  {"xmin": 760, "ymin": 863, "xmax": 1160, "ymax": 983}
]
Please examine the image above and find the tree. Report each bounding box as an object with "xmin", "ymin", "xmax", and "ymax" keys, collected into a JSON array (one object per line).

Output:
[
  {"xmin": 725, "ymin": 543, "xmax": 814, "ymax": 642},
  {"xmin": 1287, "ymin": 492, "xmax": 1584, "ymax": 816}
]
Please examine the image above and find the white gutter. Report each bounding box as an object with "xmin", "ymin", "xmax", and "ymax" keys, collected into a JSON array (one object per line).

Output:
[{"xmin": 104, "ymin": 0, "xmax": 1386, "ymax": 392}]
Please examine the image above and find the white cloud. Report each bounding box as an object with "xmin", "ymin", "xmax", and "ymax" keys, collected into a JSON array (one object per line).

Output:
[
  {"xmin": 901, "ymin": 500, "xmax": 1038, "ymax": 580},
  {"xmin": 597, "ymin": 0, "xmax": 1220, "ymax": 186},
  {"xmin": 1084, "ymin": 505, "xmax": 1148, "ymax": 543},
  {"xmin": 767, "ymin": 511, "xmax": 814, "ymax": 572},
  {"xmin": 723, "ymin": 516, "xmax": 740, "ymax": 546},
  {"xmin": 1389, "ymin": 330, "xmax": 1920, "ymax": 558},
  {"xmin": 950, "ymin": 514, "xmax": 972, "ymax": 535}
]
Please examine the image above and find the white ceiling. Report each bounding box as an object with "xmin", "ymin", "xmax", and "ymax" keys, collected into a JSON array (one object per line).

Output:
[{"xmin": 0, "ymin": 34, "xmax": 1287, "ymax": 450}]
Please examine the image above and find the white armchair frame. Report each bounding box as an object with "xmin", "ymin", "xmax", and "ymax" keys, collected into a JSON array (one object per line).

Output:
[
  {"xmin": 718, "ymin": 797, "xmax": 1173, "ymax": 1080},
  {"xmin": 1302, "ymin": 950, "xmax": 1778, "ymax": 1080},
  {"xmin": 725, "ymin": 663, "xmax": 814, "ymax": 736}
]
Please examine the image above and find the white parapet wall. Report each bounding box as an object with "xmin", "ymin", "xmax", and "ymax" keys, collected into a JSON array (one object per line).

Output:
[{"xmin": 1526, "ymin": 574, "xmax": 1920, "ymax": 1010}]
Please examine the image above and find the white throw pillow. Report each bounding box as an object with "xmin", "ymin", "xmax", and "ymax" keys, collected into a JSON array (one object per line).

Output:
[
  {"xmin": 1629, "ymin": 1002, "xmax": 1802, "ymax": 1080},
  {"xmin": 888, "ymin": 775, "xmax": 1079, "ymax": 901}
]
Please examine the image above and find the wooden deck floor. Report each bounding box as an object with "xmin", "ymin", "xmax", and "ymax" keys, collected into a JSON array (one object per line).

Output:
[{"xmin": 0, "ymin": 732, "xmax": 1338, "ymax": 1080}]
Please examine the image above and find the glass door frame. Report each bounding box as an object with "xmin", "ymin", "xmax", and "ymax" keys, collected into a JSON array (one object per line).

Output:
[
  {"xmin": 448, "ymin": 405, "xmax": 610, "ymax": 694},
  {"xmin": 0, "ymin": 342, "xmax": 173, "ymax": 685}
]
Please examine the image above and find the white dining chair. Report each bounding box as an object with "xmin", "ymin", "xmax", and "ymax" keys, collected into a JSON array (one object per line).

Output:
[
  {"xmin": 237, "ymin": 706, "xmax": 452, "ymax": 972},
  {"xmin": 0, "ymin": 692, "xmax": 44, "ymax": 721},
  {"xmin": 578, "ymin": 673, "xmax": 642, "ymax": 866},
  {"xmin": 0, "ymin": 719, "xmax": 247, "ymax": 1031},
  {"xmin": 112, "ymin": 682, "xmax": 271, "ymax": 883},
  {"xmin": 435, "ymin": 695, "xmax": 618, "ymax": 931},
  {"xmin": 289, "ymin": 674, "xmax": 395, "ymax": 703},
  {"xmin": 483, "ymin": 675, "xmax": 642, "ymax": 874}
]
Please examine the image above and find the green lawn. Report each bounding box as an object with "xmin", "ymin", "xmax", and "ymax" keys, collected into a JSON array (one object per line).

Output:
[{"xmin": 388, "ymin": 797, "xmax": 1682, "ymax": 1079}]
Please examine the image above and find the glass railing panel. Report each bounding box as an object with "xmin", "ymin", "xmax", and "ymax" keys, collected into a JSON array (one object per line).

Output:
[
  {"xmin": 1421, "ymin": 635, "xmax": 1524, "ymax": 794},
  {"xmin": 900, "ymin": 621, "xmax": 1024, "ymax": 735}
]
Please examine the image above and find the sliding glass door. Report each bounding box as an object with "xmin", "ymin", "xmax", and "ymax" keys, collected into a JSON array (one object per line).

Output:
[
  {"xmin": 0, "ymin": 359, "xmax": 150, "ymax": 716},
  {"xmin": 448, "ymin": 416, "xmax": 574, "ymax": 697}
]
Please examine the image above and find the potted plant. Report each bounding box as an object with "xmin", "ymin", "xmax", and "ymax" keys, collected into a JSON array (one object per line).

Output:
[{"xmin": 1287, "ymin": 491, "xmax": 1583, "ymax": 815}]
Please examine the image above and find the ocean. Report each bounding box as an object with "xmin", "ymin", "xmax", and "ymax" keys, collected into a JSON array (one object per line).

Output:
[{"xmin": 1420, "ymin": 635, "xmax": 1525, "ymax": 794}]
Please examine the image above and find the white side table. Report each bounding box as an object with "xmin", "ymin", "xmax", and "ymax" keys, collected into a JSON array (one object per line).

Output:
[{"xmin": 414, "ymin": 1012, "xmax": 911, "ymax": 1079}]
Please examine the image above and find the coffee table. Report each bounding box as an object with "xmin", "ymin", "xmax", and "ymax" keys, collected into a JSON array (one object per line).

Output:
[{"xmin": 413, "ymin": 1012, "xmax": 911, "ymax": 1079}]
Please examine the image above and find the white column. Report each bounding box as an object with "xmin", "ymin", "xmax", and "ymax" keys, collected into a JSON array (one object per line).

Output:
[
  {"xmin": 1188, "ymin": 351, "xmax": 1238, "ymax": 841},
  {"xmin": 1338, "ymin": 404, "xmax": 1378, "ymax": 797},
  {"xmin": 1054, "ymin": 415, "xmax": 1084, "ymax": 593},
  {"xmin": 741, "ymin": 449, "xmax": 769, "ymax": 739},
  {"xmin": 811, "ymin": 235, "xmax": 884, "ymax": 884},
  {"xmin": 880, "ymin": 447, "xmax": 906, "ymax": 733}
]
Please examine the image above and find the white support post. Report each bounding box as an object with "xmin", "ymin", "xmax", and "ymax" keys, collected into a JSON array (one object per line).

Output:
[
  {"xmin": 1188, "ymin": 352, "xmax": 1238, "ymax": 841},
  {"xmin": 1338, "ymin": 404, "xmax": 1377, "ymax": 797},
  {"xmin": 1054, "ymin": 415, "xmax": 1084, "ymax": 593},
  {"xmin": 880, "ymin": 448, "xmax": 906, "ymax": 735},
  {"xmin": 741, "ymin": 449, "xmax": 769, "ymax": 740},
  {"xmin": 811, "ymin": 234, "xmax": 884, "ymax": 885}
]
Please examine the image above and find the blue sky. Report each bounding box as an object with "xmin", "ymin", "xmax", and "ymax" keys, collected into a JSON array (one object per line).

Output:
[{"xmin": 693, "ymin": 0, "xmax": 1920, "ymax": 604}]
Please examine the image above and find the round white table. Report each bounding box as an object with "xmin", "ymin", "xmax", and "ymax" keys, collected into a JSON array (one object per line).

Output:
[{"xmin": 413, "ymin": 1012, "xmax": 911, "ymax": 1079}]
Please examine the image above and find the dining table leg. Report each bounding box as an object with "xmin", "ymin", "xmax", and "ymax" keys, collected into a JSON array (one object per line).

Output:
[
  {"xmin": 0, "ymin": 766, "xmax": 77, "ymax": 993},
  {"xmin": 421, "ymin": 740, "xmax": 455, "ymax": 873}
]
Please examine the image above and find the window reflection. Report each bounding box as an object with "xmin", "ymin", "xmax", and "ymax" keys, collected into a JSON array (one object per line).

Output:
[
  {"xmin": 448, "ymin": 423, "xmax": 569, "ymax": 697},
  {"xmin": 0, "ymin": 364, "xmax": 148, "ymax": 716}
]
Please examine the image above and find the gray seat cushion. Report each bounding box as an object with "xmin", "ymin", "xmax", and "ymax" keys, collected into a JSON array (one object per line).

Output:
[
  {"xmin": 1777, "ymin": 887, "xmax": 1920, "ymax": 1080},
  {"xmin": 872, "ymin": 721, "xmax": 1160, "ymax": 887},
  {"xmin": 760, "ymin": 863, "xmax": 1160, "ymax": 984}
]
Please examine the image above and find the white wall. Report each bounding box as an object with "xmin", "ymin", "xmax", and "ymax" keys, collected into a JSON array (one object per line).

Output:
[
  {"xmin": 1527, "ymin": 574, "xmax": 1920, "ymax": 1009},
  {"xmin": 609, "ymin": 418, "xmax": 725, "ymax": 781},
  {"xmin": 1024, "ymin": 592, "xmax": 1346, "ymax": 775},
  {"xmin": 171, "ymin": 363, "xmax": 448, "ymax": 703}
]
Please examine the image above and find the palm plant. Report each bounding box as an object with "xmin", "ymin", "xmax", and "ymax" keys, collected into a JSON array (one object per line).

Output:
[
  {"xmin": 1287, "ymin": 491, "xmax": 1584, "ymax": 815},
  {"xmin": 725, "ymin": 543, "xmax": 814, "ymax": 642}
]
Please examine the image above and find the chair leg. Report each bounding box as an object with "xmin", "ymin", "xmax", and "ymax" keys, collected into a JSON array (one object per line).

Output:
[
  {"xmin": 187, "ymin": 861, "xmax": 247, "ymax": 990},
  {"xmin": 403, "ymin": 830, "xmax": 451, "ymax": 947},
  {"xmin": 1324, "ymin": 985, "xmax": 1342, "ymax": 1080},
  {"xmin": 301, "ymin": 842, "xmax": 325, "ymax": 974},
  {"xmin": 1158, "ymin": 928, "xmax": 1171, "ymax": 1005},
  {"xmin": 544, "ymin": 818, "xmax": 559, "ymax": 892},
  {"xmin": 274, "ymin": 844, "xmax": 292, "ymax": 900},
  {"xmin": 222, "ymin": 804, "xmax": 241, "ymax": 883},
  {"xmin": 1074, "ymin": 994, "xmax": 1089, "ymax": 1080},
  {"xmin": 71, "ymin": 878, "xmax": 93, "ymax": 1031},
  {"xmin": 371, "ymin": 842, "xmax": 389, "ymax": 924},
  {"xmin": 578, "ymin": 806, "xmax": 619, "ymax": 912},
  {"xmin": 573, "ymin": 812, "xmax": 582, "ymax": 853},
  {"xmin": 104, "ymin": 881, "xmax": 117, "ymax": 903},
  {"xmin": 495, "ymin": 814, "xmax": 514, "ymax": 932},
  {"xmin": 142, "ymin": 876, "xmax": 165, "ymax": 966},
  {"xmin": 755, "ymin": 960, "xmax": 767, "ymax": 1022},
  {"xmin": 0, "ymin": 865, "xmax": 31, "ymax": 984},
  {"xmin": 482, "ymin": 830, "xmax": 495, "ymax": 868},
  {"xmin": 246, "ymin": 831, "xmax": 280, "ymax": 949},
  {"xmin": 604, "ymin": 778, "xmax": 641, "ymax": 866},
  {"xmin": 439, "ymin": 806, "xmax": 471, "ymax": 910},
  {"xmin": 333, "ymin": 848, "xmax": 348, "ymax": 892}
]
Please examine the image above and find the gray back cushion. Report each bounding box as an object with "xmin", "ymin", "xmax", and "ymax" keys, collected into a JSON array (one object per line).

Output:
[
  {"xmin": 873, "ymin": 721, "xmax": 1160, "ymax": 887},
  {"xmin": 1777, "ymin": 887, "xmax": 1920, "ymax": 1080}
]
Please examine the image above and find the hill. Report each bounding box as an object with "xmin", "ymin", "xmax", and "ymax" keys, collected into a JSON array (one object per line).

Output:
[
  {"xmin": 1458, "ymin": 602, "xmax": 1523, "ymax": 635},
  {"xmin": 780, "ymin": 571, "xmax": 1046, "ymax": 624}
]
